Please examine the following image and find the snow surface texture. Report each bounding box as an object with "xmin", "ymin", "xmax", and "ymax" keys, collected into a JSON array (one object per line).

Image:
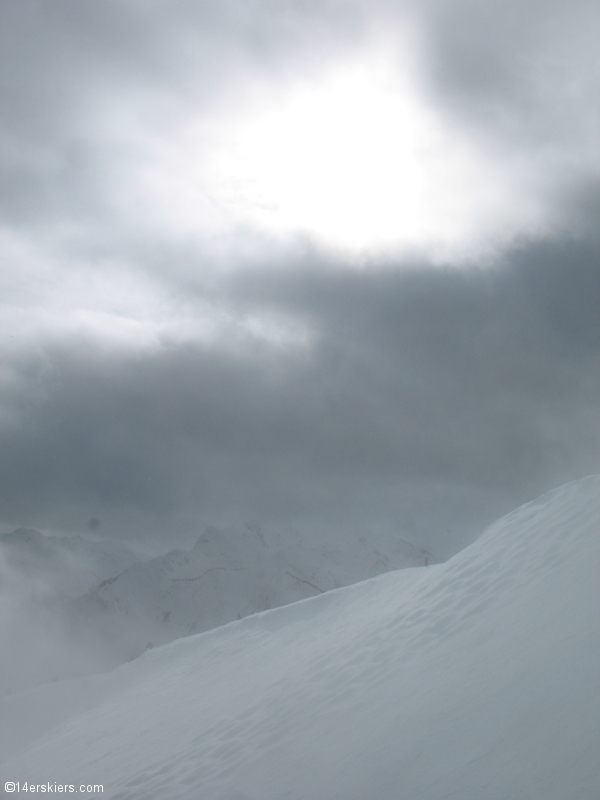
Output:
[{"xmin": 1, "ymin": 477, "xmax": 599, "ymax": 799}]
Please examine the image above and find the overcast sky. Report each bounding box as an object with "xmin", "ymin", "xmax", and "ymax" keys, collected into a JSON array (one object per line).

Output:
[{"xmin": 1, "ymin": 0, "xmax": 600, "ymax": 557}]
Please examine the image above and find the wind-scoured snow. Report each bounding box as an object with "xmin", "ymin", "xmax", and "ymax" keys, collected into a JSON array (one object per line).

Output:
[{"xmin": 2, "ymin": 477, "xmax": 599, "ymax": 799}]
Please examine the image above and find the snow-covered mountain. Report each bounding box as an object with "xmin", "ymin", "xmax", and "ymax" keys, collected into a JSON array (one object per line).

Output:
[
  {"xmin": 3, "ymin": 476, "xmax": 599, "ymax": 799},
  {"xmin": 72, "ymin": 525, "xmax": 435, "ymax": 653}
]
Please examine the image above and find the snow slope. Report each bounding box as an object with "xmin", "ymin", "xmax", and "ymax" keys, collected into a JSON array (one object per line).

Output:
[
  {"xmin": 72, "ymin": 524, "xmax": 434, "ymax": 652},
  {"xmin": 2, "ymin": 477, "xmax": 599, "ymax": 799}
]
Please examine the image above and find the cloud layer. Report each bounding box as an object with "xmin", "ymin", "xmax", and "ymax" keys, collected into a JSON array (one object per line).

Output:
[
  {"xmin": 1, "ymin": 0, "xmax": 600, "ymax": 555},
  {"xmin": 3, "ymin": 236, "xmax": 600, "ymax": 555}
]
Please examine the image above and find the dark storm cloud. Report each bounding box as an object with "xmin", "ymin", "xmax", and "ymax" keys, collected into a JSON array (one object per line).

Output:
[
  {"xmin": 2, "ymin": 234, "xmax": 600, "ymax": 555},
  {"xmin": 421, "ymin": 0, "xmax": 600, "ymax": 117},
  {"xmin": 412, "ymin": 0, "xmax": 600, "ymax": 219}
]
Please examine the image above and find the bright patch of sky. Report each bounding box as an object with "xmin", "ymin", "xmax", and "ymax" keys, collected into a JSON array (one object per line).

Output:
[{"xmin": 133, "ymin": 48, "xmax": 548, "ymax": 262}]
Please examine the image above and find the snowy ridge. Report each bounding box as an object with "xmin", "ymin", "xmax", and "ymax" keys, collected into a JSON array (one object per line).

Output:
[{"xmin": 2, "ymin": 476, "xmax": 599, "ymax": 799}]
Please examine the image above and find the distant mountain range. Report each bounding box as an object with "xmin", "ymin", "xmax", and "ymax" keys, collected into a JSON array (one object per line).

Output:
[{"xmin": 72, "ymin": 524, "xmax": 436, "ymax": 654}]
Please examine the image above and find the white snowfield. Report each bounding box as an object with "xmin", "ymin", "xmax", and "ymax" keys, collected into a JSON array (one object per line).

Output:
[{"xmin": 1, "ymin": 476, "xmax": 599, "ymax": 799}]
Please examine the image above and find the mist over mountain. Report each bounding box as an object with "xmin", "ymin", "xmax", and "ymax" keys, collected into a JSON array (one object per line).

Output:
[
  {"xmin": 0, "ymin": 522, "xmax": 435, "ymax": 694},
  {"xmin": 0, "ymin": 528, "xmax": 139, "ymax": 596}
]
